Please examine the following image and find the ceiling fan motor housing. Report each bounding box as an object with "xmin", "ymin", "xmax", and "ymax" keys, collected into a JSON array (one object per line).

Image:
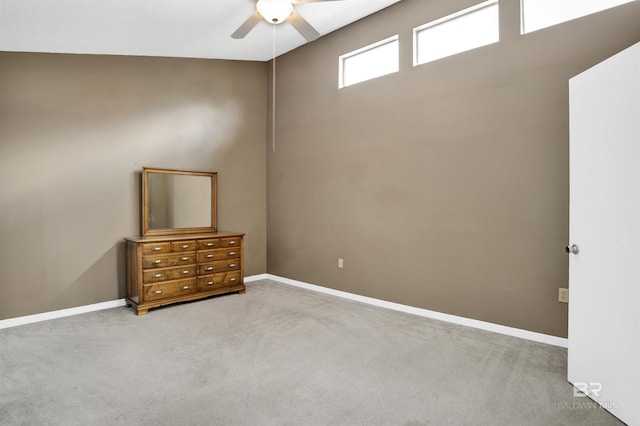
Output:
[{"xmin": 257, "ymin": 0, "xmax": 294, "ymax": 24}]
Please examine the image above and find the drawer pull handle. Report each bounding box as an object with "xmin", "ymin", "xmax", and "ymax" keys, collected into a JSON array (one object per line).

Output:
[
  {"xmin": 181, "ymin": 270, "xmax": 190, "ymax": 274},
  {"xmin": 206, "ymin": 254, "xmax": 214, "ymax": 258},
  {"xmin": 181, "ymin": 244, "xmax": 189, "ymax": 249},
  {"xmin": 206, "ymin": 243, "xmax": 214, "ymax": 247},
  {"xmin": 206, "ymin": 267, "xmax": 214, "ymax": 271},
  {"xmin": 181, "ymin": 285, "xmax": 190, "ymax": 290},
  {"xmin": 228, "ymin": 264, "xmax": 237, "ymax": 268},
  {"xmin": 228, "ymin": 241, "xmax": 236, "ymax": 245},
  {"xmin": 207, "ymin": 281, "xmax": 214, "ymax": 285},
  {"xmin": 153, "ymin": 273, "xmax": 163, "ymax": 278},
  {"xmin": 180, "ymin": 257, "xmax": 189, "ymax": 261},
  {"xmin": 230, "ymin": 278, "xmax": 236, "ymax": 282},
  {"xmin": 152, "ymin": 247, "xmax": 162, "ymax": 251},
  {"xmin": 154, "ymin": 290, "xmax": 162, "ymax": 294},
  {"xmin": 153, "ymin": 260, "xmax": 162, "ymax": 264},
  {"xmin": 228, "ymin": 252, "xmax": 236, "ymax": 256}
]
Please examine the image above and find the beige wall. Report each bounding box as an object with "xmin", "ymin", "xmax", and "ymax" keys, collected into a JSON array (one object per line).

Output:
[
  {"xmin": 267, "ymin": 0, "xmax": 640, "ymax": 337},
  {"xmin": 2, "ymin": 0, "xmax": 639, "ymax": 336},
  {"xmin": 0, "ymin": 53, "xmax": 267, "ymax": 320}
]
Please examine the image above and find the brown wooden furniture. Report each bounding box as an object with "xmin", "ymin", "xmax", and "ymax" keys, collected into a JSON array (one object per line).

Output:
[
  {"xmin": 125, "ymin": 168, "xmax": 245, "ymax": 315},
  {"xmin": 125, "ymin": 232, "xmax": 244, "ymax": 315}
]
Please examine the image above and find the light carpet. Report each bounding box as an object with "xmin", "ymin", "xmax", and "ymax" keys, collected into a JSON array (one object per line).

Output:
[{"xmin": 0, "ymin": 280, "xmax": 623, "ymax": 425}]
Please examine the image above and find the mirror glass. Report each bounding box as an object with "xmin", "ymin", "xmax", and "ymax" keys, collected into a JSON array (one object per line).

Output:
[{"xmin": 142, "ymin": 168, "xmax": 217, "ymax": 236}]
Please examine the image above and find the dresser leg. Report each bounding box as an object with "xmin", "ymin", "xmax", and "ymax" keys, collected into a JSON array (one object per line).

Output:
[
  {"xmin": 238, "ymin": 289, "xmax": 246, "ymax": 294},
  {"xmin": 136, "ymin": 308, "xmax": 149, "ymax": 315}
]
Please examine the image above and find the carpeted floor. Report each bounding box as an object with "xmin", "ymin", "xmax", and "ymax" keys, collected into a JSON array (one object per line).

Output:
[{"xmin": 0, "ymin": 280, "xmax": 623, "ymax": 425}]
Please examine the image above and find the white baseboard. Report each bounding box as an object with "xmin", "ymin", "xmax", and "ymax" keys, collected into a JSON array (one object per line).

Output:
[
  {"xmin": 244, "ymin": 273, "xmax": 270, "ymax": 282},
  {"xmin": 0, "ymin": 299, "xmax": 127, "ymax": 330},
  {"xmin": 0, "ymin": 274, "xmax": 570, "ymax": 349},
  {"xmin": 0, "ymin": 275, "xmax": 266, "ymax": 329},
  {"xmin": 262, "ymin": 274, "xmax": 568, "ymax": 348}
]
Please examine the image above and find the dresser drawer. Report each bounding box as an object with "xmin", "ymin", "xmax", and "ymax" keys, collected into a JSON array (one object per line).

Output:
[
  {"xmin": 142, "ymin": 253, "xmax": 196, "ymax": 269},
  {"xmin": 198, "ymin": 259, "xmax": 241, "ymax": 275},
  {"xmin": 171, "ymin": 241, "xmax": 197, "ymax": 252},
  {"xmin": 220, "ymin": 237, "xmax": 241, "ymax": 248},
  {"xmin": 143, "ymin": 278, "xmax": 197, "ymax": 302},
  {"xmin": 143, "ymin": 265, "xmax": 197, "ymax": 283},
  {"xmin": 141, "ymin": 242, "xmax": 171, "ymax": 255},
  {"xmin": 197, "ymin": 247, "xmax": 241, "ymax": 263},
  {"xmin": 198, "ymin": 239, "xmax": 221, "ymax": 250},
  {"xmin": 198, "ymin": 271, "xmax": 242, "ymax": 291}
]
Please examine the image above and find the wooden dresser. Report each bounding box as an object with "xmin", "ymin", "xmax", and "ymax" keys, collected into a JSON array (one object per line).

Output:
[{"xmin": 125, "ymin": 232, "xmax": 245, "ymax": 315}]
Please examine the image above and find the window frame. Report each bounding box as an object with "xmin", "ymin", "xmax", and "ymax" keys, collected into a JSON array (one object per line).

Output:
[
  {"xmin": 520, "ymin": 0, "xmax": 636, "ymax": 34},
  {"xmin": 338, "ymin": 35, "xmax": 400, "ymax": 89},
  {"xmin": 413, "ymin": 0, "xmax": 499, "ymax": 67}
]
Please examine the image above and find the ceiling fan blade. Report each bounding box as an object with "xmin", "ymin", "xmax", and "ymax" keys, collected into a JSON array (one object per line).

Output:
[
  {"xmin": 288, "ymin": 10, "xmax": 321, "ymax": 42},
  {"xmin": 231, "ymin": 10, "xmax": 262, "ymax": 39}
]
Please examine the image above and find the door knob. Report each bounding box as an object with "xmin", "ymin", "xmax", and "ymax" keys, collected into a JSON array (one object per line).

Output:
[{"xmin": 566, "ymin": 244, "xmax": 580, "ymax": 255}]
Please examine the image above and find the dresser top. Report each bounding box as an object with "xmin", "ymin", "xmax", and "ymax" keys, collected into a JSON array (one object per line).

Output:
[{"xmin": 124, "ymin": 231, "xmax": 244, "ymax": 243}]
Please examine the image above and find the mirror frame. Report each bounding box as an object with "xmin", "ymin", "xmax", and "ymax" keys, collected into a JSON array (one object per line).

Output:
[{"xmin": 141, "ymin": 167, "xmax": 218, "ymax": 236}]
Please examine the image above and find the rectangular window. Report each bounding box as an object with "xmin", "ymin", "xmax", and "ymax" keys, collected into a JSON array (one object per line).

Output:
[
  {"xmin": 521, "ymin": 0, "xmax": 635, "ymax": 34},
  {"xmin": 339, "ymin": 35, "xmax": 399, "ymax": 88},
  {"xmin": 414, "ymin": 0, "xmax": 499, "ymax": 66}
]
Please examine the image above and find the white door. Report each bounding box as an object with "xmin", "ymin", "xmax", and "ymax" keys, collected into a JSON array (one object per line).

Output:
[{"xmin": 568, "ymin": 42, "xmax": 640, "ymax": 425}]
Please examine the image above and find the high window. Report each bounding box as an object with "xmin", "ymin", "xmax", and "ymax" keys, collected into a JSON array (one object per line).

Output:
[
  {"xmin": 521, "ymin": 0, "xmax": 635, "ymax": 33},
  {"xmin": 339, "ymin": 35, "xmax": 399, "ymax": 88},
  {"xmin": 414, "ymin": 0, "xmax": 499, "ymax": 66}
]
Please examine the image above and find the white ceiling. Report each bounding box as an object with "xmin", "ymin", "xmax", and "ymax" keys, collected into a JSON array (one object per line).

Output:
[{"xmin": 0, "ymin": 0, "xmax": 401, "ymax": 62}]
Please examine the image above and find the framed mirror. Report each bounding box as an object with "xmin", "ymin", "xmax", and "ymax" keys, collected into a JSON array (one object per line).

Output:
[{"xmin": 142, "ymin": 167, "xmax": 217, "ymax": 236}]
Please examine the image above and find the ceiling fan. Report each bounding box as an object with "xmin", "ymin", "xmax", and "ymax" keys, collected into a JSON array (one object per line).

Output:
[{"xmin": 231, "ymin": 0, "xmax": 344, "ymax": 42}]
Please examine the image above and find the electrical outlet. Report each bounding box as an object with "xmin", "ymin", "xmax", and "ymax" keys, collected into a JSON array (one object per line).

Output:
[
  {"xmin": 338, "ymin": 258, "xmax": 344, "ymax": 269},
  {"xmin": 558, "ymin": 288, "xmax": 569, "ymax": 303}
]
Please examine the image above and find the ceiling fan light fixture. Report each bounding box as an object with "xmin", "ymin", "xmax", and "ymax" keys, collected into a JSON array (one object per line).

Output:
[{"xmin": 257, "ymin": 0, "xmax": 294, "ymax": 24}]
